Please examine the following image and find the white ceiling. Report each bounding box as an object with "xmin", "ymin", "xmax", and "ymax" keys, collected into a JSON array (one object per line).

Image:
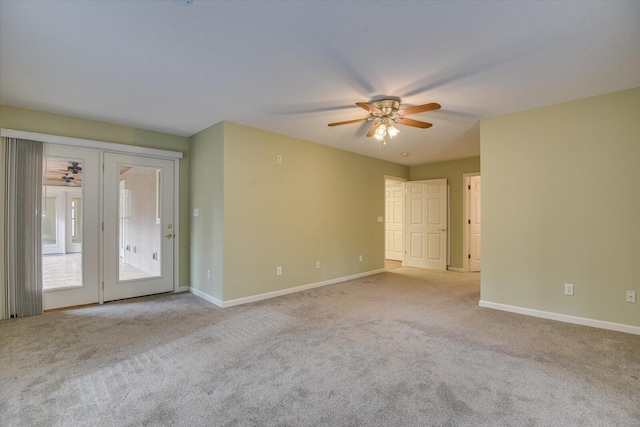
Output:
[{"xmin": 1, "ymin": 1, "xmax": 638, "ymax": 165}]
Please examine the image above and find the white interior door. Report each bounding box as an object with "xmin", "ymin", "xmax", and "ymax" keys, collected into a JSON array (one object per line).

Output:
[
  {"xmin": 43, "ymin": 146, "xmax": 100, "ymax": 310},
  {"xmin": 469, "ymin": 175, "xmax": 481, "ymax": 271},
  {"xmin": 385, "ymin": 182, "xmax": 404, "ymax": 261},
  {"xmin": 405, "ymin": 179, "xmax": 447, "ymax": 270},
  {"xmin": 103, "ymin": 153, "xmax": 175, "ymax": 301}
]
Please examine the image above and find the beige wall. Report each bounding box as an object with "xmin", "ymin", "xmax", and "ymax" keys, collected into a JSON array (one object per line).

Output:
[
  {"xmin": 190, "ymin": 121, "xmax": 409, "ymax": 301},
  {"xmin": 189, "ymin": 122, "xmax": 225, "ymax": 300},
  {"xmin": 410, "ymin": 157, "xmax": 481, "ymax": 269},
  {"xmin": 0, "ymin": 105, "xmax": 191, "ymax": 287},
  {"xmin": 480, "ymin": 88, "xmax": 640, "ymax": 327}
]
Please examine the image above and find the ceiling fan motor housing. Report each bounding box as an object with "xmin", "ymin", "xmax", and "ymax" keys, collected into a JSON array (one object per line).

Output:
[{"xmin": 371, "ymin": 99, "xmax": 400, "ymax": 116}]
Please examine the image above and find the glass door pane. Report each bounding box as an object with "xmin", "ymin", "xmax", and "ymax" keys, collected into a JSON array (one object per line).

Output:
[{"xmin": 118, "ymin": 165, "xmax": 163, "ymax": 281}]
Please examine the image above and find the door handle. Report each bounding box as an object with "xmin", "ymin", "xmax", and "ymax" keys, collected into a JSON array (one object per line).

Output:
[
  {"xmin": 165, "ymin": 234, "xmax": 174, "ymax": 239},
  {"xmin": 439, "ymin": 228, "xmax": 446, "ymax": 231}
]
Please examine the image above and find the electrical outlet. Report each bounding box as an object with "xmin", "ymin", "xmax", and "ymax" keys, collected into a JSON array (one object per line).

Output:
[
  {"xmin": 276, "ymin": 266, "xmax": 282, "ymax": 276},
  {"xmin": 564, "ymin": 283, "xmax": 574, "ymax": 296},
  {"xmin": 277, "ymin": 154, "xmax": 282, "ymax": 164},
  {"xmin": 359, "ymin": 255, "xmax": 363, "ymax": 262},
  {"xmin": 626, "ymin": 291, "xmax": 636, "ymax": 303},
  {"xmin": 316, "ymin": 261, "xmax": 320, "ymax": 269}
]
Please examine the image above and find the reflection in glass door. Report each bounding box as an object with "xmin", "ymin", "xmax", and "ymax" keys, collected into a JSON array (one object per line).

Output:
[
  {"xmin": 104, "ymin": 153, "xmax": 175, "ymax": 301},
  {"xmin": 42, "ymin": 159, "xmax": 80, "ymax": 289},
  {"xmin": 118, "ymin": 165, "xmax": 162, "ymax": 281}
]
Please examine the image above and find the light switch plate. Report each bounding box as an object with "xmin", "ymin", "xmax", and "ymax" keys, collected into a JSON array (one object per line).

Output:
[
  {"xmin": 377, "ymin": 216, "xmax": 384, "ymax": 222},
  {"xmin": 193, "ymin": 208, "xmax": 199, "ymax": 217}
]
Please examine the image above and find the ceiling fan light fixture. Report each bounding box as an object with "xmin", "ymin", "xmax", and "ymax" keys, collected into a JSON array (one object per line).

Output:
[
  {"xmin": 373, "ymin": 132, "xmax": 385, "ymax": 141},
  {"xmin": 375, "ymin": 124, "xmax": 387, "ymax": 137},
  {"xmin": 387, "ymin": 125, "xmax": 399, "ymax": 138}
]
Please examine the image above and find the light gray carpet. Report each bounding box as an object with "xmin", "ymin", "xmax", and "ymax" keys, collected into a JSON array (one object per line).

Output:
[{"xmin": 1, "ymin": 268, "xmax": 639, "ymax": 426}]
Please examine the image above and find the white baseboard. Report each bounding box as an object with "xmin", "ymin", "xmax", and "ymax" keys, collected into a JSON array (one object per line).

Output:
[
  {"xmin": 479, "ymin": 300, "xmax": 640, "ymax": 336},
  {"xmin": 447, "ymin": 267, "xmax": 467, "ymax": 272},
  {"xmin": 175, "ymin": 286, "xmax": 190, "ymax": 293},
  {"xmin": 190, "ymin": 269, "xmax": 385, "ymax": 308},
  {"xmin": 189, "ymin": 286, "xmax": 224, "ymax": 307}
]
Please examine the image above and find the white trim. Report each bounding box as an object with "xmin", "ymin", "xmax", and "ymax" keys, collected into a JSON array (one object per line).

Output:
[
  {"xmin": 173, "ymin": 159, "xmax": 180, "ymax": 292},
  {"xmin": 190, "ymin": 269, "xmax": 386, "ymax": 308},
  {"xmin": 384, "ymin": 175, "xmax": 408, "ymax": 183},
  {"xmin": 189, "ymin": 286, "xmax": 224, "ymax": 307},
  {"xmin": 175, "ymin": 286, "xmax": 190, "ymax": 293},
  {"xmin": 447, "ymin": 184, "xmax": 451, "ymax": 266},
  {"xmin": 447, "ymin": 267, "xmax": 467, "ymax": 272},
  {"xmin": 462, "ymin": 172, "xmax": 480, "ymax": 272},
  {"xmin": 1, "ymin": 129, "xmax": 183, "ymax": 159},
  {"xmin": 479, "ymin": 300, "xmax": 640, "ymax": 336}
]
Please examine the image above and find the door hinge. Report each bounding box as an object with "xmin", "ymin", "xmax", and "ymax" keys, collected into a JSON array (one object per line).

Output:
[
  {"xmin": 468, "ymin": 185, "xmax": 471, "ymax": 190},
  {"xmin": 103, "ymin": 163, "xmax": 105, "ymax": 172},
  {"xmin": 101, "ymin": 281, "xmax": 104, "ymax": 290},
  {"xmin": 468, "ymin": 254, "xmax": 471, "ymax": 259},
  {"xmin": 102, "ymin": 222, "xmax": 104, "ymax": 231},
  {"xmin": 468, "ymin": 219, "xmax": 471, "ymax": 224}
]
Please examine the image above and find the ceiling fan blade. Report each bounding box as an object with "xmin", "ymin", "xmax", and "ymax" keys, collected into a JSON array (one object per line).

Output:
[
  {"xmin": 399, "ymin": 103, "xmax": 441, "ymax": 116},
  {"xmin": 356, "ymin": 102, "xmax": 383, "ymax": 115},
  {"xmin": 327, "ymin": 118, "xmax": 370, "ymax": 127},
  {"xmin": 397, "ymin": 118, "xmax": 433, "ymax": 129},
  {"xmin": 366, "ymin": 122, "xmax": 381, "ymax": 137}
]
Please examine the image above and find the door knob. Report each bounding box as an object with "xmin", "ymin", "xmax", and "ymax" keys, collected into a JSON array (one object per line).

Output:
[
  {"xmin": 439, "ymin": 228, "xmax": 446, "ymax": 231},
  {"xmin": 165, "ymin": 234, "xmax": 174, "ymax": 239}
]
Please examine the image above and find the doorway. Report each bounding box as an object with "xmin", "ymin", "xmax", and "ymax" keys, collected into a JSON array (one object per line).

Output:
[
  {"xmin": 385, "ymin": 177, "xmax": 406, "ymax": 270},
  {"xmin": 464, "ymin": 173, "xmax": 481, "ymax": 272},
  {"xmin": 37, "ymin": 142, "xmax": 180, "ymax": 310}
]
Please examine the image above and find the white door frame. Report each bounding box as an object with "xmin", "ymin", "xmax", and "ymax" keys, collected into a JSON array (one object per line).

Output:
[
  {"xmin": 463, "ymin": 172, "xmax": 481, "ymax": 272},
  {"xmin": 1, "ymin": 128, "xmax": 182, "ymax": 307}
]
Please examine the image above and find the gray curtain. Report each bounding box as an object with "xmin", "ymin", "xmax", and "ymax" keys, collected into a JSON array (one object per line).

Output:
[{"xmin": 3, "ymin": 137, "xmax": 44, "ymax": 318}]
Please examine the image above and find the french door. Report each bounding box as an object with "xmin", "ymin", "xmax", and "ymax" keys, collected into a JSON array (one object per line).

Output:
[
  {"xmin": 103, "ymin": 153, "xmax": 175, "ymax": 301},
  {"xmin": 42, "ymin": 145, "xmax": 100, "ymax": 310}
]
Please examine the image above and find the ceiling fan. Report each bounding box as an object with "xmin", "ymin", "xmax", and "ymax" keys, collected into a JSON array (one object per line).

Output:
[
  {"xmin": 61, "ymin": 162, "xmax": 82, "ymax": 184},
  {"xmin": 67, "ymin": 162, "xmax": 82, "ymax": 174},
  {"xmin": 328, "ymin": 99, "xmax": 441, "ymax": 141}
]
